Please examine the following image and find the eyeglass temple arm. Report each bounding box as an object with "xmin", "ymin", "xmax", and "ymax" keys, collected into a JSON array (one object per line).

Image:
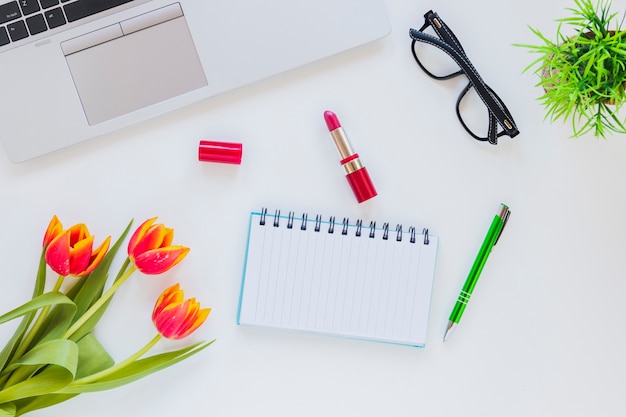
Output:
[{"xmin": 421, "ymin": 10, "xmax": 466, "ymax": 56}]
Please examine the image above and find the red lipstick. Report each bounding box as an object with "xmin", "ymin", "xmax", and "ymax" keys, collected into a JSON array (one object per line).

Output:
[{"xmin": 323, "ymin": 110, "xmax": 377, "ymax": 203}]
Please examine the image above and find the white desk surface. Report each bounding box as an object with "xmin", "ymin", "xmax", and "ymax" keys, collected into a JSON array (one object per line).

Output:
[{"xmin": 2, "ymin": 1, "xmax": 626, "ymax": 416}]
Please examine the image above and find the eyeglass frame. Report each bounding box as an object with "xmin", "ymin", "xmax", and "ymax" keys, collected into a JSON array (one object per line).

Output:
[{"xmin": 409, "ymin": 10, "xmax": 519, "ymax": 144}]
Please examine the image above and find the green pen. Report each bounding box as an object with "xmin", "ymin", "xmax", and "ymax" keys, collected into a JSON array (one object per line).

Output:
[{"xmin": 444, "ymin": 203, "xmax": 511, "ymax": 341}]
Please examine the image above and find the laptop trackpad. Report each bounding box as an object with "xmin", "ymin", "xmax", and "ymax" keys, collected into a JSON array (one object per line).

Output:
[{"xmin": 62, "ymin": 4, "xmax": 207, "ymax": 126}]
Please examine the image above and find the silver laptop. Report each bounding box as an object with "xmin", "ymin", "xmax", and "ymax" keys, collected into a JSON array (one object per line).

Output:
[{"xmin": 0, "ymin": 0, "xmax": 390, "ymax": 162}]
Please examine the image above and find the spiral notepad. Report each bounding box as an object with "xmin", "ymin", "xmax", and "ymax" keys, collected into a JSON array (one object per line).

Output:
[{"xmin": 237, "ymin": 208, "xmax": 439, "ymax": 347}]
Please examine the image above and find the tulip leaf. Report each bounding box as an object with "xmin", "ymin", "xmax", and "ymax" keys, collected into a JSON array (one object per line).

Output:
[
  {"xmin": 0, "ymin": 402, "xmax": 16, "ymax": 417},
  {"xmin": 0, "ymin": 293, "xmax": 74, "ymax": 327},
  {"xmin": 0, "ymin": 302, "xmax": 77, "ymax": 389},
  {"xmin": 23, "ymin": 302, "xmax": 78, "ymax": 352},
  {"xmin": 0, "ymin": 339, "xmax": 77, "ymax": 378},
  {"xmin": 0, "ymin": 366, "xmax": 74, "ymax": 404},
  {"xmin": 31, "ymin": 249, "xmax": 48, "ymax": 300},
  {"xmin": 0, "ymin": 252, "xmax": 48, "ymax": 372},
  {"xmin": 63, "ymin": 276, "xmax": 88, "ymax": 305},
  {"xmin": 0, "ymin": 293, "xmax": 76, "ymax": 367},
  {"xmin": 12, "ymin": 394, "xmax": 77, "ymax": 417},
  {"xmin": 0, "ymin": 317, "xmax": 31, "ymax": 375},
  {"xmin": 74, "ymin": 333, "xmax": 113, "ymax": 379},
  {"xmin": 6, "ymin": 335, "xmax": 113, "ymax": 414},
  {"xmin": 0, "ymin": 339, "xmax": 77, "ymax": 404},
  {"xmin": 60, "ymin": 340, "xmax": 214, "ymax": 394}
]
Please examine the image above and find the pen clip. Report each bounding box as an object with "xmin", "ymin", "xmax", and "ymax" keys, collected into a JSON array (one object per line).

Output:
[{"xmin": 494, "ymin": 206, "xmax": 511, "ymax": 246}]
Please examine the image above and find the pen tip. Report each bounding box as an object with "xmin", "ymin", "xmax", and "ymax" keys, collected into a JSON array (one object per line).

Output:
[{"xmin": 444, "ymin": 321, "xmax": 456, "ymax": 342}]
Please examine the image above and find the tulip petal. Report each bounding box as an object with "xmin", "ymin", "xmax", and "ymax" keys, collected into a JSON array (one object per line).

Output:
[
  {"xmin": 68, "ymin": 224, "xmax": 89, "ymax": 243},
  {"xmin": 176, "ymin": 305, "xmax": 211, "ymax": 340},
  {"xmin": 130, "ymin": 225, "xmax": 167, "ymax": 261},
  {"xmin": 161, "ymin": 227, "xmax": 174, "ymax": 247},
  {"xmin": 42, "ymin": 215, "xmax": 63, "ymax": 248},
  {"xmin": 76, "ymin": 236, "xmax": 111, "ymax": 277},
  {"xmin": 69, "ymin": 235, "xmax": 94, "ymax": 276},
  {"xmin": 154, "ymin": 302, "xmax": 189, "ymax": 339},
  {"xmin": 179, "ymin": 309, "xmax": 211, "ymax": 339},
  {"xmin": 152, "ymin": 284, "xmax": 183, "ymax": 320},
  {"xmin": 127, "ymin": 217, "xmax": 157, "ymax": 257},
  {"xmin": 45, "ymin": 231, "xmax": 71, "ymax": 276},
  {"xmin": 133, "ymin": 246, "xmax": 190, "ymax": 275}
]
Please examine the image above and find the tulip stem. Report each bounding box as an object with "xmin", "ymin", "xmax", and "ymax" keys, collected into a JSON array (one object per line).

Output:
[
  {"xmin": 63, "ymin": 265, "xmax": 137, "ymax": 340},
  {"xmin": 10, "ymin": 275, "xmax": 66, "ymax": 362},
  {"xmin": 69, "ymin": 334, "xmax": 163, "ymax": 386}
]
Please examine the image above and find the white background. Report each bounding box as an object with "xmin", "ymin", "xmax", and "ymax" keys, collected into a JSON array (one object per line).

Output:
[{"xmin": 1, "ymin": 0, "xmax": 626, "ymax": 416}]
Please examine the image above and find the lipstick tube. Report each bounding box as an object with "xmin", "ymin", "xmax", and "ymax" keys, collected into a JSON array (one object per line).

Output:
[{"xmin": 324, "ymin": 110, "xmax": 377, "ymax": 203}]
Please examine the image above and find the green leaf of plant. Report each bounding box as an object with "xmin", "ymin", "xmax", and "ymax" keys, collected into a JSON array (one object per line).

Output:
[
  {"xmin": 34, "ymin": 303, "xmax": 77, "ymax": 345},
  {"xmin": 0, "ymin": 251, "xmax": 48, "ymax": 372},
  {"xmin": 0, "ymin": 339, "xmax": 78, "ymax": 403},
  {"xmin": 0, "ymin": 292, "xmax": 75, "ymax": 360},
  {"xmin": 60, "ymin": 340, "xmax": 214, "ymax": 394},
  {"xmin": 8, "ymin": 334, "xmax": 115, "ymax": 415},
  {"xmin": 516, "ymin": 0, "xmax": 626, "ymax": 137},
  {"xmin": 0, "ymin": 402, "xmax": 15, "ymax": 417},
  {"xmin": 32, "ymin": 249, "xmax": 48, "ymax": 300},
  {"xmin": 19, "ymin": 300, "xmax": 78, "ymax": 353},
  {"xmin": 1, "ymin": 339, "xmax": 77, "ymax": 378},
  {"xmin": 0, "ymin": 319, "xmax": 31, "ymax": 377},
  {"xmin": 0, "ymin": 293, "xmax": 74, "ymax": 327},
  {"xmin": 12, "ymin": 394, "xmax": 77, "ymax": 417},
  {"xmin": 74, "ymin": 333, "xmax": 114, "ymax": 379},
  {"xmin": 0, "ymin": 366, "xmax": 74, "ymax": 404}
]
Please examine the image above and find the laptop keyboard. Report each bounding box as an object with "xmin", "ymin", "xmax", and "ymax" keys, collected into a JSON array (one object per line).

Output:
[{"xmin": 0, "ymin": 0, "xmax": 135, "ymax": 48}]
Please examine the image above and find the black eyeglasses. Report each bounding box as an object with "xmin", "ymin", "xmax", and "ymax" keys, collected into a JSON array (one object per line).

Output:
[{"xmin": 409, "ymin": 10, "xmax": 519, "ymax": 144}]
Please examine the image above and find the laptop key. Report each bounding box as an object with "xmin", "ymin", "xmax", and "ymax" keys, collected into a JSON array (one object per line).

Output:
[
  {"xmin": 7, "ymin": 19, "xmax": 28, "ymax": 41},
  {"xmin": 26, "ymin": 13, "xmax": 47, "ymax": 35},
  {"xmin": 19, "ymin": 0, "xmax": 40, "ymax": 15},
  {"xmin": 64, "ymin": 0, "xmax": 134, "ymax": 23},
  {"xmin": 40, "ymin": 0, "xmax": 59, "ymax": 9},
  {"xmin": 44, "ymin": 7, "xmax": 65, "ymax": 28},
  {"xmin": 1, "ymin": 1, "xmax": 21, "ymax": 25},
  {"xmin": 0, "ymin": 26, "xmax": 9, "ymax": 46},
  {"xmin": 39, "ymin": 0, "xmax": 59, "ymax": 9}
]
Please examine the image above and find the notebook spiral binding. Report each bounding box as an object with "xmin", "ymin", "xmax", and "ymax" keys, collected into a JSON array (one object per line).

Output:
[{"xmin": 258, "ymin": 208, "xmax": 429, "ymax": 245}]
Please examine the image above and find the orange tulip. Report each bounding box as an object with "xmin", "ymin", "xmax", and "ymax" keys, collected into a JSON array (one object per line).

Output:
[
  {"xmin": 127, "ymin": 217, "xmax": 189, "ymax": 275},
  {"xmin": 42, "ymin": 215, "xmax": 64, "ymax": 248},
  {"xmin": 45, "ymin": 223, "xmax": 111, "ymax": 277},
  {"xmin": 152, "ymin": 284, "xmax": 210, "ymax": 340}
]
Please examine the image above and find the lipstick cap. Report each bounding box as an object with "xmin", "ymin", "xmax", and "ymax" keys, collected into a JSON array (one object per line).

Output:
[
  {"xmin": 346, "ymin": 167, "xmax": 377, "ymax": 203},
  {"xmin": 198, "ymin": 140, "xmax": 242, "ymax": 165}
]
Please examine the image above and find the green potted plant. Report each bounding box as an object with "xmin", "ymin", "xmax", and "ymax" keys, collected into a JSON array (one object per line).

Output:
[{"xmin": 518, "ymin": 0, "xmax": 626, "ymax": 137}]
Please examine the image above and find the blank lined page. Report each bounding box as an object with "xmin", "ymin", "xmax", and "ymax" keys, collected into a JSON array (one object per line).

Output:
[{"xmin": 237, "ymin": 210, "xmax": 438, "ymax": 347}]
